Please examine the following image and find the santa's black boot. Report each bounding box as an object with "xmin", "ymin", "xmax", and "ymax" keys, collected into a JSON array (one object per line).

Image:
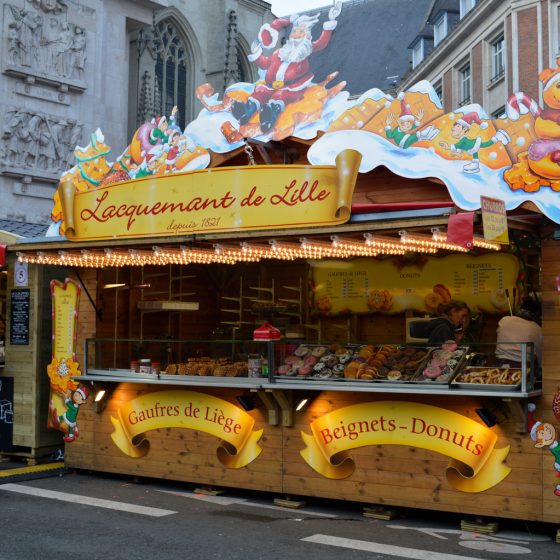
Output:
[
  {"xmin": 260, "ymin": 101, "xmax": 283, "ymax": 133},
  {"xmin": 232, "ymin": 99, "xmax": 258, "ymax": 125}
]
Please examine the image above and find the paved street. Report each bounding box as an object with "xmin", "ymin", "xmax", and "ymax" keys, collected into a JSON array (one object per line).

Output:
[{"xmin": 0, "ymin": 470, "xmax": 558, "ymax": 559}]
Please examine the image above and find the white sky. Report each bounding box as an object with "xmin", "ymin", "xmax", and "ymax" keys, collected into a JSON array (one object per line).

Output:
[{"xmin": 268, "ymin": 0, "xmax": 351, "ymax": 17}]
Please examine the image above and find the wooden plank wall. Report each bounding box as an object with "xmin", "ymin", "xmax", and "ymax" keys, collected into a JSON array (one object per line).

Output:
[
  {"xmin": 1, "ymin": 261, "xmax": 69, "ymax": 453},
  {"xmin": 65, "ymin": 384, "xmax": 283, "ymax": 493},
  {"xmin": 283, "ymin": 392, "xmax": 543, "ymax": 521},
  {"xmin": 65, "ymin": 385, "xmax": 546, "ymax": 522},
  {"xmin": 538, "ymin": 239, "xmax": 560, "ymax": 523}
]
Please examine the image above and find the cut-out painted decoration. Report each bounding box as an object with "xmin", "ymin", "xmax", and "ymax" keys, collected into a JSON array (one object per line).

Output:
[
  {"xmin": 528, "ymin": 404, "xmax": 560, "ymax": 496},
  {"xmin": 47, "ymin": 279, "xmax": 85, "ymax": 443},
  {"xmin": 47, "ymin": 6, "xmax": 560, "ymax": 238}
]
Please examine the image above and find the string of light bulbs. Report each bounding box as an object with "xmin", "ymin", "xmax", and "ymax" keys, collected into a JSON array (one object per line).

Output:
[{"xmin": 16, "ymin": 230, "xmax": 501, "ymax": 268}]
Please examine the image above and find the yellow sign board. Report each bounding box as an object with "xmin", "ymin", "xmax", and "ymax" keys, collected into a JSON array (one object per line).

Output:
[
  {"xmin": 110, "ymin": 390, "xmax": 263, "ymax": 468},
  {"xmin": 481, "ymin": 196, "xmax": 509, "ymax": 244},
  {"xmin": 300, "ymin": 400, "xmax": 511, "ymax": 492},
  {"xmin": 58, "ymin": 150, "xmax": 361, "ymax": 241},
  {"xmin": 312, "ymin": 253, "xmax": 519, "ymax": 314}
]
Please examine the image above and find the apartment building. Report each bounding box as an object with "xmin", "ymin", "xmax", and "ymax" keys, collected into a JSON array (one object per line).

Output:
[{"xmin": 401, "ymin": 0, "xmax": 559, "ymax": 116}]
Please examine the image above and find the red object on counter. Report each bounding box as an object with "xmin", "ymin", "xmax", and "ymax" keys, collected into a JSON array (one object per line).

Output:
[{"xmin": 253, "ymin": 322, "xmax": 282, "ymax": 341}]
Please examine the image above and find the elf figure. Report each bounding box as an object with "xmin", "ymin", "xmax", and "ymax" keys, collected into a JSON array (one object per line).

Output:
[
  {"xmin": 529, "ymin": 404, "xmax": 560, "ymax": 496},
  {"xmin": 439, "ymin": 111, "xmax": 511, "ymax": 173},
  {"xmin": 51, "ymin": 385, "xmax": 89, "ymax": 443},
  {"xmin": 385, "ymin": 97, "xmax": 439, "ymax": 149}
]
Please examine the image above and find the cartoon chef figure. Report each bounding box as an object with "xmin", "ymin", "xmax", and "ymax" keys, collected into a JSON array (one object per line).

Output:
[{"xmin": 530, "ymin": 415, "xmax": 560, "ymax": 496}]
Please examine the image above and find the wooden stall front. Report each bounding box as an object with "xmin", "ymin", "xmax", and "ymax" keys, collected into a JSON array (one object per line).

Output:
[{"xmin": 11, "ymin": 161, "xmax": 559, "ymax": 525}]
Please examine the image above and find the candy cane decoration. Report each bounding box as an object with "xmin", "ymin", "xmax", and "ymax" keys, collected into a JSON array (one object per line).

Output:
[
  {"xmin": 553, "ymin": 387, "xmax": 560, "ymax": 422},
  {"xmin": 505, "ymin": 92, "xmax": 542, "ymax": 121}
]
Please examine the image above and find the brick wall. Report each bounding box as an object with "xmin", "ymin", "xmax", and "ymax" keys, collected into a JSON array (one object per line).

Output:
[
  {"xmin": 472, "ymin": 41, "xmax": 484, "ymax": 104},
  {"xmin": 517, "ymin": 6, "xmax": 539, "ymax": 98}
]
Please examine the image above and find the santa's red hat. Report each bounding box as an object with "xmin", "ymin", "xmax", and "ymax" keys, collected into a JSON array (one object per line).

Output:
[
  {"xmin": 456, "ymin": 111, "xmax": 488, "ymax": 130},
  {"xmin": 258, "ymin": 18, "xmax": 291, "ymax": 49},
  {"xmin": 155, "ymin": 115, "xmax": 167, "ymax": 128},
  {"xmin": 398, "ymin": 100, "xmax": 415, "ymax": 122},
  {"xmin": 75, "ymin": 386, "xmax": 89, "ymax": 400}
]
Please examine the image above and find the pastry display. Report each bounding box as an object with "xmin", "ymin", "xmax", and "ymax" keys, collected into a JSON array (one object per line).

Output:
[
  {"xmin": 417, "ymin": 346, "xmax": 467, "ymax": 383},
  {"xmin": 163, "ymin": 357, "xmax": 248, "ymax": 377},
  {"xmin": 364, "ymin": 345, "xmax": 427, "ymax": 381},
  {"xmin": 276, "ymin": 343, "xmax": 361, "ymax": 379},
  {"xmin": 454, "ymin": 367, "xmax": 522, "ymax": 386}
]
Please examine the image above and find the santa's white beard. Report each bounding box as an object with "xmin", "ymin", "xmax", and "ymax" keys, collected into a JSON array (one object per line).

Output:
[{"xmin": 278, "ymin": 37, "xmax": 313, "ymax": 63}]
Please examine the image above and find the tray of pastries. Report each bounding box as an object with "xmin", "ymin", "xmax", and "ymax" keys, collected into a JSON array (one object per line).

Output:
[
  {"xmin": 415, "ymin": 342, "xmax": 469, "ymax": 384},
  {"xmin": 164, "ymin": 357, "xmax": 248, "ymax": 377},
  {"xmin": 451, "ymin": 366, "xmax": 523, "ymax": 390},
  {"xmin": 342, "ymin": 345, "xmax": 429, "ymax": 383},
  {"xmin": 275, "ymin": 343, "xmax": 358, "ymax": 380}
]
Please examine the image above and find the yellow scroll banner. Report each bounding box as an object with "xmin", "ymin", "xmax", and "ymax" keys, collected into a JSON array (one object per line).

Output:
[
  {"xmin": 110, "ymin": 390, "xmax": 263, "ymax": 468},
  {"xmin": 59, "ymin": 150, "xmax": 362, "ymax": 241},
  {"xmin": 300, "ymin": 401, "xmax": 511, "ymax": 493}
]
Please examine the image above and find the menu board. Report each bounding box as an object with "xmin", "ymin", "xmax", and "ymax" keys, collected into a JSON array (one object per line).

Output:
[
  {"xmin": 10, "ymin": 289, "xmax": 30, "ymax": 345},
  {"xmin": 311, "ymin": 253, "xmax": 519, "ymax": 315},
  {"xmin": 51, "ymin": 281, "xmax": 79, "ymax": 358}
]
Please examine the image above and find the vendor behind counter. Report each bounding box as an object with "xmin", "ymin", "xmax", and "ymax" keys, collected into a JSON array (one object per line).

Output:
[
  {"xmin": 495, "ymin": 297, "xmax": 543, "ymax": 370},
  {"xmin": 409, "ymin": 300, "xmax": 471, "ymax": 344}
]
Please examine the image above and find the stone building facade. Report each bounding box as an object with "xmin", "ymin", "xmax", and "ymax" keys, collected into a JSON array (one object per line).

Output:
[
  {"xmin": 401, "ymin": 0, "xmax": 560, "ymax": 116},
  {"xmin": 0, "ymin": 0, "xmax": 271, "ymax": 225}
]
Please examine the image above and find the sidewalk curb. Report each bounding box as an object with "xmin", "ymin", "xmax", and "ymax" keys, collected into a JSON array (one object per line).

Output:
[{"xmin": 0, "ymin": 462, "xmax": 66, "ymax": 484}]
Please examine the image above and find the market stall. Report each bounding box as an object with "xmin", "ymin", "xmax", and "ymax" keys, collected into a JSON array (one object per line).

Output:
[{"xmin": 6, "ymin": 6, "xmax": 560, "ymax": 526}]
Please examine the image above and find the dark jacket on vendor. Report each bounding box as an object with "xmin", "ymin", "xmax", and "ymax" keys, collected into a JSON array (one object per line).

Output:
[{"xmin": 411, "ymin": 317, "xmax": 456, "ymax": 344}]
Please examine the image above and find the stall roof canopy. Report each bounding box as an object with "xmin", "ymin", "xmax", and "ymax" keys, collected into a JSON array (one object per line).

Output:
[{"xmin": 0, "ymin": 219, "xmax": 47, "ymax": 239}]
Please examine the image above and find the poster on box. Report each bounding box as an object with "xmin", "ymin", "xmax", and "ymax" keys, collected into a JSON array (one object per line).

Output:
[{"xmin": 311, "ymin": 253, "xmax": 519, "ymax": 315}]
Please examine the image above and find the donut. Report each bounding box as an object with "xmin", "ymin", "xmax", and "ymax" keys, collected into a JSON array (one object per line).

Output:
[
  {"xmin": 294, "ymin": 345, "xmax": 309, "ymax": 357},
  {"xmin": 311, "ymin": 346, "xmax": 328, "ymax": 358},
  {"xmin": 344, "ymin": 364, "xmax": 359, "ymax": 379},
  {"xmin": 313, "ymin": 362, "xmax": 326, "ymax": 373},
  {"xmin": 285, "ymin": 355, "xmax": 300, "ymax": 365},
  {"xmin": 298, "ymin": 365, "xmax": 311, "ymax": 376},
  {"xmin": 423, "ymin": 365, "xmax": 442, "ymax": 379},
  {"xmin": 387, "ymin": 370, "xmax": 402, "ymax": 380},
  {"xmin": 433, "ymin": 284, "xmax": 451, "ymax": 303},
  {"xmin": 304, "ymin": 355, "xmax": 318, "ymax": 367},
  {"xmin": 424, "ymin": 291, "xmax": 443, "ymax": 311},
  {"xmin": 442, "ymin": 340, "xmax": 458, "ymax": 352},
  {"xmin": 338, "ymin": 352, "xmax": 352, "ymax": 364}
]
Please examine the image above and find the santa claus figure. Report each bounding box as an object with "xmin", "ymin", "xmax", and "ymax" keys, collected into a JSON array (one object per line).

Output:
[{"xmin": 232, "ymin": 1, "xmax": 343, "ymax": 133}]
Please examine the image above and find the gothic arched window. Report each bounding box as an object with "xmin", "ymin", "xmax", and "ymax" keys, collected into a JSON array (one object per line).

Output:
[
  {"xmin": 133, "ymin": 17, "xmax": 190, "ymax": 131},
  {"xmin": 153, "ymin": 20, "xmax": 187, "ymax": 127}
]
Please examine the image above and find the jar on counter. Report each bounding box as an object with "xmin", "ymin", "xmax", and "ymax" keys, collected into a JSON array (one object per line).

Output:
[
  {"xmin": 139, "ymin": 359, "xmax": 151, "ymax": 374},
  {"xmin": 151, "ymin": 361, "xmax": 161, "ymax": 375},
  {"xmin": 130, "ymin": 360, "xmax": 139, "ymax": 373},
  {"xmin": 248, "ymin": 354, "xmax": 261, "ymax": 378}
]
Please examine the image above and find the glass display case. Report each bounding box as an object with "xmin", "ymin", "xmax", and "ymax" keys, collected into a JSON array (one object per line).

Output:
[{"xmin": 81, "ymin": 338, "xmax": 540, "ymax": 397}]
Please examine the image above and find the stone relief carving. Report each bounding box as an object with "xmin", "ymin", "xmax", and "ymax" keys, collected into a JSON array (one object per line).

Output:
[
  {"xmin": 5, "ymin": 2, "xmax": 87, "ymax": 83},
  {"xmin": 1, "ymin": 108, "xmax": 83, "ymax": 174}
]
